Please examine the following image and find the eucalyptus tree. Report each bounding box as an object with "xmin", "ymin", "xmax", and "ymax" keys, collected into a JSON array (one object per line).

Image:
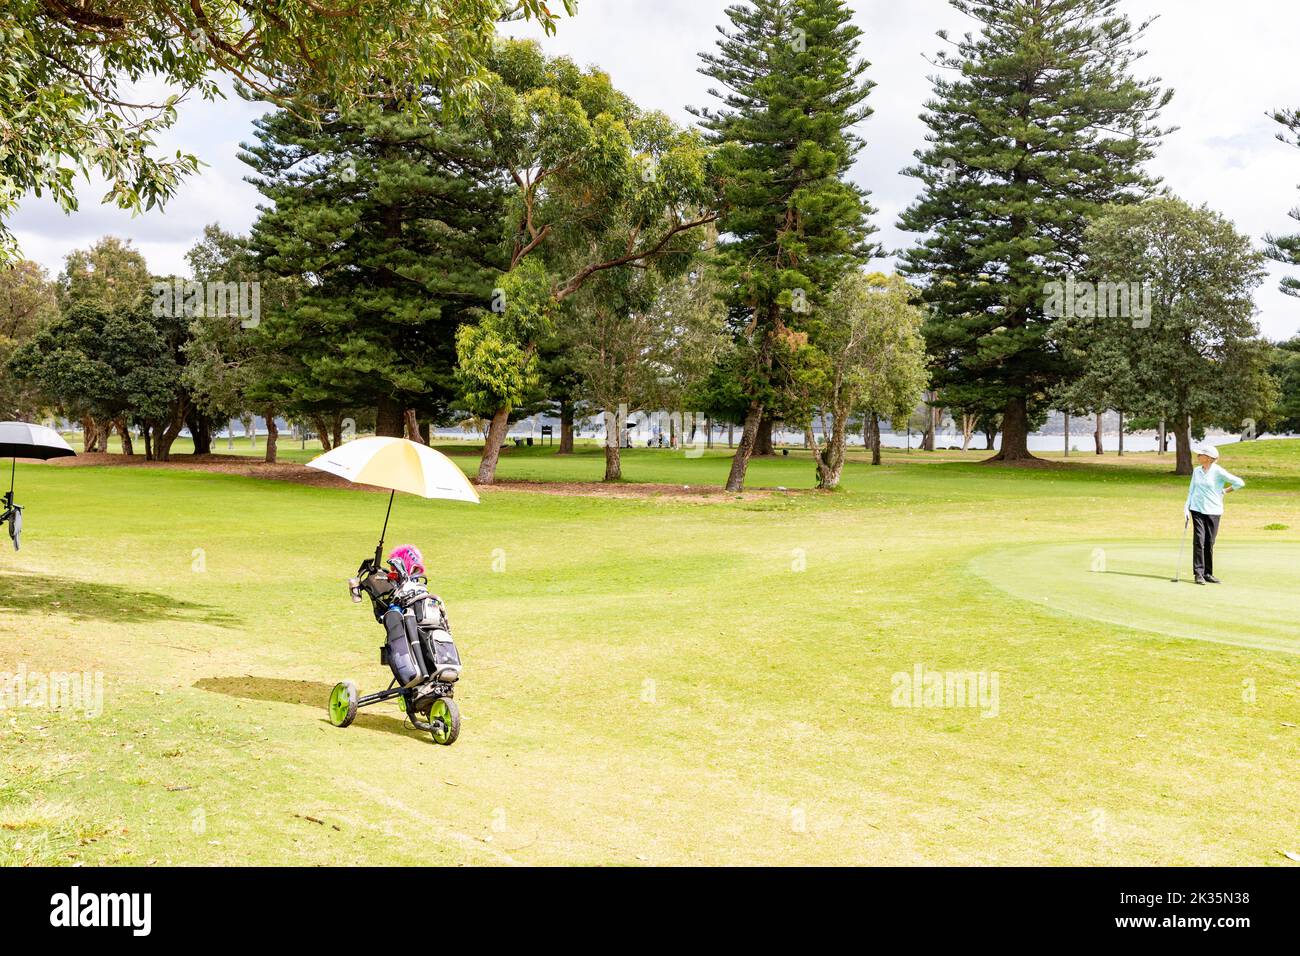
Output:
[
  {"xmin": 1, "ymin": 1, "xmax": 571, "ymax": 259},
  {"xmin": 459, "ymin": 40, "xmax": 716, "ymax": 484}
]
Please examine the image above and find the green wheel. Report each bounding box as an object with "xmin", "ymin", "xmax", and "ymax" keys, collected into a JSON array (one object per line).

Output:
[
  {"xmin": 427, "ymin": 697, "xmax": 460, "ymax": 746},
  {"xmin": 328, "ymin": 681, "xmax": 358, "ymax": 728}
]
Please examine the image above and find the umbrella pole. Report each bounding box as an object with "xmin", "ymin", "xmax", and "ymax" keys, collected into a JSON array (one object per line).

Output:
[{"xmin": 374, "ymin": 489, "xmax": 395, "ymax": 567}]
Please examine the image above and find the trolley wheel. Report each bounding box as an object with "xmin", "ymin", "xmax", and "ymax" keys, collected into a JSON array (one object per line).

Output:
[
  {"xmin": 427, "ymin": 697, "xmax": 460, "ymax": 746},
  {"xmin": 328, "ymin": 681, "xmax": 358, "ymax": 728}
]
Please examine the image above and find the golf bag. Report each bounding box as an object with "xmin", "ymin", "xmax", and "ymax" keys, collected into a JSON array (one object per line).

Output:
[{"xmin": 354, "ymin": 559, "xmax": 461, "ymax": 690}]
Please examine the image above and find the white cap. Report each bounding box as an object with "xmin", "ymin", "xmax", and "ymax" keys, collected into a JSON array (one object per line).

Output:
[{"xmin": 1195, "ymin": 444, "xmax": 1219, "ymax": 460}]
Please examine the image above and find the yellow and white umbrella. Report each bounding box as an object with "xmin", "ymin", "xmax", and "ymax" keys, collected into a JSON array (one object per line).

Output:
[{"xmin": 306, "ymin": 436, "xmax": 478, "ymax": 564}]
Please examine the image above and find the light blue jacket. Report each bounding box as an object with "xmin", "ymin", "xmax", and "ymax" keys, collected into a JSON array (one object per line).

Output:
[{"xmin": 1186, "ymin": 463, "xmax": 1245, "ymax": 517}]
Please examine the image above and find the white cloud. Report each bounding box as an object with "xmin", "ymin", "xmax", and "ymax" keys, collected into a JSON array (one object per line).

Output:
[{"xmin": 13, "ymin": 0, "xmax": 1300, "ymax": 338}]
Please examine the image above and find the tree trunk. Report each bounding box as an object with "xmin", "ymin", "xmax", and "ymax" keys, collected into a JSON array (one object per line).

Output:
[
  {"xmin": 312, "ymin": 415, "xmax": 333, "ymax": 452},
  {"xmin": 1158, "ymin": 418, "xmax": 1167, "ymax": 455},
  {"xmin": 375, "ymin": 398, "xmax": 403, "ymax": 438},
  {"xmin": 991, "ymin": 397, "xmax": 1036, "ymax": 462},
  {"xmin": 476, "ymin": 406, "xmax": 511, "ymax": 485},
  {"xmin": 754, "ymin": 413, "xmax": 775, "ymax": 456},
  {"xmin": 142, "ymin": 424, "xmax": 154, "ymax": 460},
  {"xmin": 1117, "ymin": 410, "xmax": 1124, "ymax": 457},
  {"xmin": 155, "ymin": 402, "xmax": 189, "ymax": 462},
  {"xmin": 603, "ymin": 441, "xmax": 622, "ymax": 481},
  {"xmin": 727, "ymin": 422, "xmax": 734, "ymax": 448},
  {"xmin": 813, "ymin": 409, "xmax": 847, "ymax": 489},
  {"xmin": 115, "ymin": 417, "xmax": 133, "ymax": 456},
  {"xmin": 558, "ymin": 399, "xmax": 575, "ymax": 455},
  {"xmin": 419, "ymin": 420, "xmax": 431, "ymax": 444},
  {"xmin": 332, "ymin": 413, "xmax": 345, "ymax": 448},
  {"xmin": 187, "ymin": 411, "xmax": 213, "ymax": 455},
  {"xmin": 705, "ymin": 415, "xmax": 713, "ymax": 449},
  {"xmin": 1094, "ymin": 412, "xmax": 1104, "ymax": 455},
  {"xmin": 404, "ymin": 409, "xmax": 426, "ymax": 444},
  {"xmin": 866, "ymin": 412, "xmax": 882, "ymax": 466},
  {"xmin": 921, "ymin": 398, "xmax": 936, "ymax": 451},
  {"xmin": 80, "ymin": 416, "xmax": 98, "ymax": 453},
  {"xmin": 264, "ymin": 408, "xmax": 279, "ymax": 463},
  {"xmin": 725, "ymin": 401, "xmax": 764, "ymax": 492},
  {"xmin": 1173, "ymin": 418, "xmax": 1193, "ymax": 476},
  {"xmin": 1063, "ymin": 412, "xmax": 1069, "ymax": 458}
]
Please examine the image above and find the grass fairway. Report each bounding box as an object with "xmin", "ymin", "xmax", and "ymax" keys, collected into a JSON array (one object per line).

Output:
[{"xmin": 2, "ymin": 440, "xmax": 1299, "ymax": 865}]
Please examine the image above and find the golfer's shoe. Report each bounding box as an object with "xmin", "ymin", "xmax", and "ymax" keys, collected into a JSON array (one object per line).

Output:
[
  {"xmin": 1204, "ymin": 574, "xmax": 1221, "ymax": 584},
  {"xmin": 1194, "ymin": 576, "xmax": 1206, "ymax": 585}
]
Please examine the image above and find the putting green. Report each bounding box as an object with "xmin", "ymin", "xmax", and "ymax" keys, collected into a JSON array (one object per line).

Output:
[{"xmin": 969, "ymin": 540, "xmax": 1300, "ymax": 655}]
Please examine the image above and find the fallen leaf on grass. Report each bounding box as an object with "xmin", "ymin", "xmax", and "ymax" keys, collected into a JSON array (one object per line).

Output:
[{"xmin": 294, "ymin": 813, "xmax": 341, "ymax": 831}]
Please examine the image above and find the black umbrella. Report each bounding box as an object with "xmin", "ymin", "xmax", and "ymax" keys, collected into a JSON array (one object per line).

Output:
[{"xmin": 0, "ymin": 422, "xmax": 76, "ymax": 551}]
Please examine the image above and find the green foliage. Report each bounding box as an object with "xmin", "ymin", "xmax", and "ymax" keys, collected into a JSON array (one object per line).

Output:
[
  {"xmin": 8, "ymin": 300, "xmax": 179, "ymax": 426},
  {"xmin": 463, "ymin": 40, "xmax": 716, "ymax": 480},
  {"xmin": 826, "ymin": 273, "xmax": 930, "ymax": 422},
  {"xmin": 899, "ymin": 0, "xmax": 1171, "ymax": 456},
  {"xmin": 695, "ymin": 0, "xmax": 877, "ymax": 316},
  {"xmin": 243, "ymin": 95, "xmax": 506, "ymax": 420},
  {"xmin": 0, "ymin": 1, "xmax": 572, "ymax": 259},
  {"xmin": 0, "ymin": 260, "xmax": 58, "ymax": 419},
  {"xmin": 1053, "ymin": 197, "xmax": 1275, "ymax": 463},
  {"xmin": 689, "ymin": 352, "xmax": 753, "ymax": 427},
  {"xmin": 485, "ymin": 39, "xmax": 715, "ymax": 295},
  {"xmin": 56, "ymin": 237, "xmax": 152, "ymax": 313},
  {"xmin": 455, "ymin": 259, "xmax": 555, "ymax": 416},
  {"xmin": 1262, "ymin": 338, "xmax": 1300, "ymax": 435},
  {"xmin": 797, "ymin": 272, "xmax": 929, "ymax": 485},
  {"xmin": 182, "ymin": 225, "xmax": 297, "ymax": 424}
]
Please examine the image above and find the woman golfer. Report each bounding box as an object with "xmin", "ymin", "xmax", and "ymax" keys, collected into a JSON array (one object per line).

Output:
[{"xmin": 1184, "ymin": 444, "xmax": 1245, "ymax": 585}]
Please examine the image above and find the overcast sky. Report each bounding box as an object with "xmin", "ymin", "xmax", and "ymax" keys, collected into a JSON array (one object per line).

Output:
[{"xmin": 11, "ymin": 0, "xmax": 1300, "ymax": 338}]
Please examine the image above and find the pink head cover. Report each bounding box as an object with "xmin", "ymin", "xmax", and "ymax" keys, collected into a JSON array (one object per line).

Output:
[{"xmin": 388, "ymin": 544, "xmax": 425, "ymax": 578}]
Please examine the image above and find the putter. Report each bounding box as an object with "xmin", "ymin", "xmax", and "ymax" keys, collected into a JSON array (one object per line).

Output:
[{"xmin": 1171, "ymin": 514, "xmax": 1189, "ymax": 583}]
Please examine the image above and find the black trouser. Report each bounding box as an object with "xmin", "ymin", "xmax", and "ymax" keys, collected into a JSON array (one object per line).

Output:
[{"xmin": 1190, "ymin": 510, "xmax": 1220, "ymax": 578}]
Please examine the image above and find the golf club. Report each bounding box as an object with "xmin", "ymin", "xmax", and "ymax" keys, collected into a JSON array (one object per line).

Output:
[{"xmin": 1171, "ymin": 514, "xmax": 1190, "ymax": 583}]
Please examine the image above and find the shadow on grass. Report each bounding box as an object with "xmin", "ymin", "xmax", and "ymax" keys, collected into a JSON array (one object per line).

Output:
[
  {"xmin": 194, "ymin": 675, "xmax": 428, "ymax": 741},
  {"xmin": 1104, "ymin": 570, "xmax": 1181, "ymax": 582},
  {"xmin": 0, "ymin": 570, "xmax": 241, "ymax": 627}
]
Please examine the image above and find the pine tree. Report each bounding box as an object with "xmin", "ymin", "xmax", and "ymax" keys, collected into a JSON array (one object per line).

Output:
[
  {"xmin": 1266, "ymin": 108, "xmax": 1300, "ymax": 297},
  {"xmin": 693, "ymin": 0, "xmax": 877, "ymax": 491},
  {"xmin": 242, "ymin": 95, "xmax": 507, "ymax": 436},
  {"xmin": 899, "ymin": 0, "xmax": 1171, "ymax": 462}
]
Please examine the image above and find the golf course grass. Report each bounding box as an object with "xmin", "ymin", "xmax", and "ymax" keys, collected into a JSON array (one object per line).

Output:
[{"xmin": 2, "ymin": 439, "xmax": 1298, "ymax": 865}]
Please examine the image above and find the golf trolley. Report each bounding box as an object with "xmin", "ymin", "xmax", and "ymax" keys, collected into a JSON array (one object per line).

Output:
[
  {"xmin": 327, "ymin": 547, "xmax": 463, "ymax": 746},
  {"xmin": 1, "ymin": 490, "xmax": 21, "ymax": 551}
]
